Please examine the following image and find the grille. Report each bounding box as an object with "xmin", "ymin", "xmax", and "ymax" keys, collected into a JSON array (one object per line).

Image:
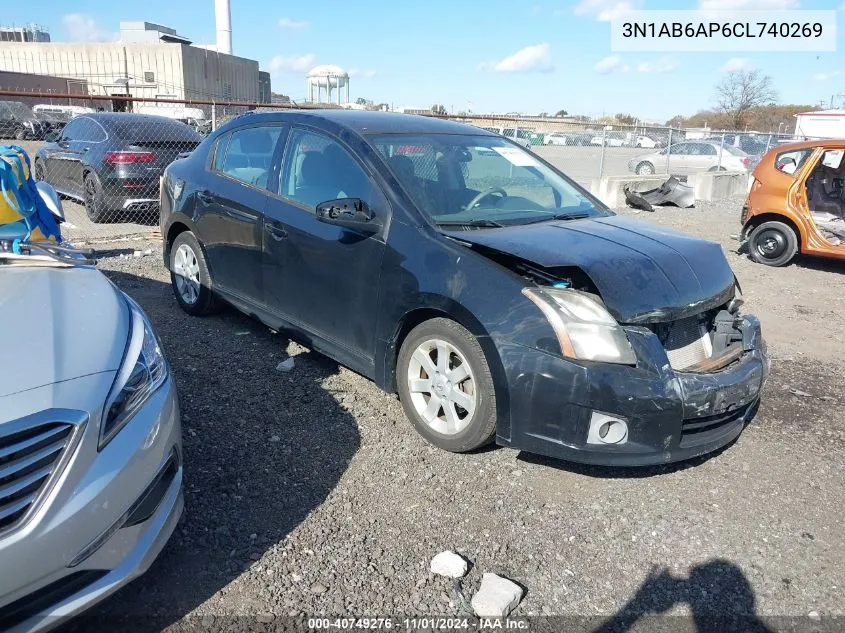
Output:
[
  {"xmin": 0, "ymin": 421, "xmax": 74, "ymax": 533},
  {"xmin": 680, "ymin": 402, "xmax": 754, "ymax": 448},
  {"xmin": 662, "ymin": 317, "xmax": 711, "ymax": 371}
]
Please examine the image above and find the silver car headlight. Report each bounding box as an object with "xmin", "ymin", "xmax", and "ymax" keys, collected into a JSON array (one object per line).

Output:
[
  {"xmin": 100, "ymin": 300, "xmax": 168, "ymax": 449},
  {"xmin": 522, "ymin": 287, "xmax": 637, "ymax": 365}
]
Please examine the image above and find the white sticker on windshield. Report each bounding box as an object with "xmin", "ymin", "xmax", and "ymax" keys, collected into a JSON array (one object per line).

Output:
[{"xmin": 492, "ymin": 146, "xmax": 539, "ymax": 167}]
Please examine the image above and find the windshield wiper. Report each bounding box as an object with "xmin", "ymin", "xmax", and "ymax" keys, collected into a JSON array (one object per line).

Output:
[
  {"xmin": 522, "ymin": 212, "xmax": 591, "ymax": 225},
  {"xmin": 435, "ymin": 219, "xmax": 504, "ymax": 229}
]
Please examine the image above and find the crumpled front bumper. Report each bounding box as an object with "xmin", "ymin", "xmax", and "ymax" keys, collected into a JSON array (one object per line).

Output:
[{"xmin": 497, "ymin": 315, "xmax": 769, "ymax": 466}]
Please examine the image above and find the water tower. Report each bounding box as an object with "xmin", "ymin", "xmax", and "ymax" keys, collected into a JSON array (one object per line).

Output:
[{"xmin": 307, "ymin": 65, "xmax": 350, "ymax": 105}]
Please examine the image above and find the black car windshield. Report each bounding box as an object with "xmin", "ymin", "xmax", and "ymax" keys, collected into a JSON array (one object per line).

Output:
[
  {"xmin": 371, "ymin": 134, "xmax": 608, "ymax": 227},
  {"xmin": 0, "ymin": 101, "xmax": 35, "ymax": 120}
]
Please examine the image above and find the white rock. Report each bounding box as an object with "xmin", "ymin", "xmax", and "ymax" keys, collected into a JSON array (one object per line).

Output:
[
  {"xmin": 429, "ymin": 551, "xmax": 468, "ymax": 578},
  {"xmin": 275, "ymin": 358, "xmax": 295, "ymax": 372},
  {"xmin": 471, "ymin": 573, "xmax": 523, "ymax": 618}
]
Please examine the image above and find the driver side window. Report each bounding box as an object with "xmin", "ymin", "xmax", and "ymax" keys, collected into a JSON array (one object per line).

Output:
[
  {"xmin": 463, "ymin": 147, "xmax": 558, "ymax": 208},
  {"xmin": 279, "ymin": 128, "xmax": 383, "ymax": 212}
]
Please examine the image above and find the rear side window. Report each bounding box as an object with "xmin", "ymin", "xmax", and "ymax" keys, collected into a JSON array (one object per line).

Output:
[
  {"xmin": 212, "ymin": 134, "xmax": 230, "ymax": 171},
  {"xmin": 218, "ymin": 125, "xmax": 282, "ymax": 190},
  {"xmin": 775, "ymin": 149, "xmax": 811, "ymax": 175},
  {"xmin": 699, "ymin": 144, "xmax": 717, "ymax": 156}
]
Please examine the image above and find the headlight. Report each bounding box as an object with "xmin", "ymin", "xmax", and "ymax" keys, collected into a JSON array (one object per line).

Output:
[
  {"xmin": 100, "ymin": 301, "xmax": 168, "ymax": 449},
  {"xmin": 522, "ymin": 287, "xmax": 637, "ymax": 365}
]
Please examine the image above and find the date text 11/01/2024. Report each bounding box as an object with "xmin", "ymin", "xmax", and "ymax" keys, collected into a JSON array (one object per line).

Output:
[
  {"xmin": 307, "ymin": 618, "xmax": 530, "ymax": 630},
  {"xmin": 621, "ymin": 22, "xmax": 824, "ymax": 38}
]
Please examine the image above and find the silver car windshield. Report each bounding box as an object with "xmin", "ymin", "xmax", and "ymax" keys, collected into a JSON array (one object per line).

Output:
[{"xmin": 372, "ymin": 133, "xmax": 608, "ymax": 227}]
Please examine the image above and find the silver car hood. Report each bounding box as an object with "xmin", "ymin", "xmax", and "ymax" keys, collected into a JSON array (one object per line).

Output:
[{"xmin": 0, "ymin": 266, "xmax": 129, "ymax": 398}]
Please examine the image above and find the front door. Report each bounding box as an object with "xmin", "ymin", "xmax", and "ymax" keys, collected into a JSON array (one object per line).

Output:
[
  {"xmin": 195, "ymin": 123, "xmax": 284, "ymax": 305},
  {"xmin": 262, "ymin": 126, "xmax": 387, "ymax": 367}
]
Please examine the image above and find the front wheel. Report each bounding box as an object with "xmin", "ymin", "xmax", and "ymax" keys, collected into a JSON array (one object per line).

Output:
[
  {"xmin": 748, "ymin": 221, "xmax": 798, "ymax": 267},
  {"xmin": 397, "ymin": 318, "xmax": 497, "ymax": 453},
  {"xmin": 636, "ymin": 161, "xmax": 655, "ymax": 175}
]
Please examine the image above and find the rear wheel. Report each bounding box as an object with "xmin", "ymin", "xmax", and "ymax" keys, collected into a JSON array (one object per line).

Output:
[
  {"xmin": 636, "ymin": 161, "xmax": 655, "ymax": 175},
  {"xmin": 169, "ymin": 231, "xmax": 220, "ymax": 316},
  {"xmin": 748, "ymin": 221, "xmax": 798, "ymax": 267},
  {"xmin": 397, "ymin": 318, "xmax": 497, "ymax": 453},
  {"xmin": 708, "ymin": 166, "xmax": 727, "ymax": 172},
  {"xmin": 83, "ymin": 172, "xmax": 110, "ymax": 223}
]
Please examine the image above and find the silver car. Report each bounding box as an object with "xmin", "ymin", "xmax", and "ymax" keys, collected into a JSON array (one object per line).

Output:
[
  {"xmin": 628, "ymin": 140, "xmax": 752, "ymax": 175},
  {"xmin": 0, "ymin": 187, "xmax": 182, "ymax": 632}
]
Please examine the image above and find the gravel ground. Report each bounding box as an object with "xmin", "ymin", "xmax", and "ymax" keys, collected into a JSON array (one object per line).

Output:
[{"xmin": 64, "ymin": 198, "xmax": 844, "ymax": 632}]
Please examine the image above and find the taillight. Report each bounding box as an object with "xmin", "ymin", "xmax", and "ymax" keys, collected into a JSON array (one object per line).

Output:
[
  {"xmin": 105, "ymin": 151, "xmax": 156, "ymax": 164},
  {"xmin": 741, "ymin": 157, "xmax": 751, "ymax": 166}
]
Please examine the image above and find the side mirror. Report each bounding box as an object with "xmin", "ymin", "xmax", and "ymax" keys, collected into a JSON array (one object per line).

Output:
[
  {"xmin": 44, "ymin": 131, "xmax": 61, "ymax": 143},
  {"xmin": 316, "ymin": 198, "xmax": 381, "ymax": 234},
  {"xmin": 35, "ymin": 181, "xmax": 65, "ymax": 223}
]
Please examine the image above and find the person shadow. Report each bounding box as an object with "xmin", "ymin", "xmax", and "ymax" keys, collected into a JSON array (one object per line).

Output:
[
  {"xmin": 593, "ymin": 560, "xmax": 774, "ymax": 633},
  {"xmin": 61, "ymin": 269, "xmax": 361, "ymax": 631}
]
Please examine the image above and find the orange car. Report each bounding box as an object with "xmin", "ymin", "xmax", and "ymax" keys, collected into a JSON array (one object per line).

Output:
[{"xmin": 741, "ymin": 140, "xmax": 845, "ymax": 266}]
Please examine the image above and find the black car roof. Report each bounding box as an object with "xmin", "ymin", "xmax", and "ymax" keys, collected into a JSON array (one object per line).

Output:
[
  {"xmin": 86, "ymin": 112, "xmax": 188, "ymax": 127},
  {"xmin": 223, "ymin": 110, "xmax": 496, "ymax": 136}
]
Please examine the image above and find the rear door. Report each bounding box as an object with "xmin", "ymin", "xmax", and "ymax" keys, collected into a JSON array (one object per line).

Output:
[
  {"xmin": 63, "ymin": 117, "xmax": 107, "ymax": 197},
  {"xmin": 41, "ymin": 117, "xmax": 82, "ymax": 193},
  {"xmin": 689, "ymin": 143, "xmax": 718, "ymax": 172},
  {"xmin": 195, "ymin": 123, "xmax": 285, "ymax": 306}
]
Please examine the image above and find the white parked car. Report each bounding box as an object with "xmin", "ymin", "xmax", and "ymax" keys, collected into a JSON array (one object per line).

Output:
[
  {"xmin": 635, "ymin": 136, "xmax": 658, "ymax": 148},
  {"xmin": 627, "ymin": 141, "xmax": 752, "ymax": 175},
  {"xmin": 590, "ymin": 135, "xmax": 624, "ymax": 147},
  {"xmin": 544, "ymin": 133, "xmax": 569, "ymax": 146}
]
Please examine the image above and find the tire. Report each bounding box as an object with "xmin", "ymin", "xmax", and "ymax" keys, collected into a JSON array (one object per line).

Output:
[
  {"xmin": 397, "ymin": 318, "xmax": 497, "ymax": 453},
  {"xmin": 636, "ymin": 161, "xmax": 655, "ymax": 175},
  {"xmin": 169, "ymin": 231, "xmax": 221, "ymax": 316},
  {"xmin": 748, "ymin": 221, "xmax": 798, "ymax": 267},
  {"xmin": 708, "ymin": 166, "xmax": 727, "ymax": 172},
  {"xmin": 33, "ymin": 159, "xmax": 45, "ymax": 182},
  {"xmin": 83, "ymin": 171, "xmax": 110, "ymax": 223}
]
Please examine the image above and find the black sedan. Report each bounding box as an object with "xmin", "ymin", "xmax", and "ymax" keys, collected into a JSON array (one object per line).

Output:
[
  {"xmin": 160, "ymin": 111, "xmax": 769, "ymax": 466},
  {"xmin": 35, "ymin": 113, "xmax": 201, "ymax": 223}
]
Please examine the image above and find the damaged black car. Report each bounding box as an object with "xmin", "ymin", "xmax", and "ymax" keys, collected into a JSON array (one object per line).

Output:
[{"xmin": 160, "ymin": 111, "xmax": 769, "ymax": 466}]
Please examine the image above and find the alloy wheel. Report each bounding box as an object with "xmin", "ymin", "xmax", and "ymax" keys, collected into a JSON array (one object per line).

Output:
[
  {"xmin": 173, "ymin": 243, "xmax": 201, "ymax": 304},
  {"xmin": 407, "ymin": 338, "xmax": 476, "ymax": 435}
]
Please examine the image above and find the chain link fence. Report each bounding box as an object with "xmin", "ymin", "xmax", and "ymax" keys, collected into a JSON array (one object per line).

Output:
[
  {"xmin": 0, "ymin": 88, "xmax": 815, "ymax": 243},
  {"xmin": 0, "ymin": 88, "xmax": 326, "ymax": 244},
  {"xmin": 450, "ymin": 114, "xmax": 804, "ymax": 188}
]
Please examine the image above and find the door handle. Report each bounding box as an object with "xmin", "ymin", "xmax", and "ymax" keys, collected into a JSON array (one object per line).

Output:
[
  {"xmin": 265, "ymin": 222, "xmax": 288, "ymax": 241},
  {"xmin": 196, "ymin": 190, "xmax": 214, "ymax": 204}
]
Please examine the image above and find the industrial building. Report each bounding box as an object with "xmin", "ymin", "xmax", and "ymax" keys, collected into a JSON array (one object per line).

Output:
[
  {"xmin": 0, "ymin": 70, "xmax": 89, "ymax": 107},
  {"xmin": 0, "ymin": 1, "xmax": 269, "ymax": 110},
  {"xmin": 0, "ymin": 24, "xmax": 50, "ymax": 43}
]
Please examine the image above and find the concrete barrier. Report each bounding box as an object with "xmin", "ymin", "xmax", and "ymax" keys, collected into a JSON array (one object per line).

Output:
[
  {"xmin": 589, "ymin": 171, "xmax": 751, "ymax": 208},
  {"xmin": 687, "ymin": 171, "xmax": 750, "ymax": 201},
  {"xmin": 589, "ymin": 175, "xmax": 668, "ymax": 208}
]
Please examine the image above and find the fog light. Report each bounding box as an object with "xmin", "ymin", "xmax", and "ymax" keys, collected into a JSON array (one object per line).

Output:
[{"xmin": 586, "ymin": 412, "xmax": 628, "ymax": 445}]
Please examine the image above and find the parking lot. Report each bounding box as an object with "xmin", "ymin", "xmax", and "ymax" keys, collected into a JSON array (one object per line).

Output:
[{"xmin": 65, "ymin": 197, "xmax": 844, "ymax": 630}]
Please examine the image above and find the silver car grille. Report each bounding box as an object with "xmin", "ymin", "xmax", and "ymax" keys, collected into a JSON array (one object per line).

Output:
[
  {"xmin": 662, "ymin": 316, "xmax": 712, "ymax": 371},
  {"xmin": 0, "ymin": 421, "xmax": 75, "ymax": 534}
]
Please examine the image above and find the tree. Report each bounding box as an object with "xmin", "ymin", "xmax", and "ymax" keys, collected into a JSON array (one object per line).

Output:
[
  {"xmin": 355, "ymin": 97, "xmax": 367, "ymax": 105},
  {"xmin": 430, "ymin": 104, "xmax": 447, "ymax": 115},
  {"xmin": 715, "ymin": 69, "xmax": 777, "ymax": 130},
  {"xmin": 615, "ymin": 113, "xmax": 636, "ymax": 125},
  {"xmin": 554, "ymin": 109, "xmax": 568, "ymax": 117}
]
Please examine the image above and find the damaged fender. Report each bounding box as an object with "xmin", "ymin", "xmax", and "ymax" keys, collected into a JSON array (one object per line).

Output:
[{"xmin": 624, "ymin": 176, "xmax": 695, "ymax": 212}]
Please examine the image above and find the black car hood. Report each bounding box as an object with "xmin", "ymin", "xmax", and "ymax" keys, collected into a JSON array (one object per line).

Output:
[{"xmin": 447, "ymin": 215, "xmax": 736, "ymax": 323}]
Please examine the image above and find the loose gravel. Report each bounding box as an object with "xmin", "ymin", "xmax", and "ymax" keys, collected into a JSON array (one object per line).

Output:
[{"xmin": 70, "ymin": 198, "xmax": 844, "ymax": 631}]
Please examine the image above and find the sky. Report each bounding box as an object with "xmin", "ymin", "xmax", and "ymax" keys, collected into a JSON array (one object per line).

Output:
[{"xmin": 3, "ymin": 0, "xmax": 844, "ymax": 122}]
